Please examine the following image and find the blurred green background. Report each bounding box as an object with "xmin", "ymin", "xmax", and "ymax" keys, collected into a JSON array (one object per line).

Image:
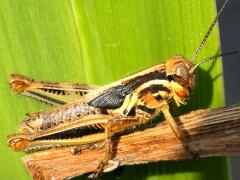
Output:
[{"xmin": 0, "ymin": 0, "xmax": 231, "ymax": 180}]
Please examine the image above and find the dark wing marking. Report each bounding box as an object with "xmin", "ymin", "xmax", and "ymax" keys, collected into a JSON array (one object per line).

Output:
[
  {"xmin": 88, "ymin": 85, "xmax": 131, "ymax": 108},
  {"xmin": 88, "ymin": 70, "xmax": 167, "ymax": 109}
]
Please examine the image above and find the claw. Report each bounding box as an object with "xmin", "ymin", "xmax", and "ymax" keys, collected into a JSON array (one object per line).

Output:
[
  {"xmin": 191, "ymin": 151, "xmax": 200, "ymax": 160},
  {"xmin": 103, "ymin": 160, "xmax": 119, "ymax": 173},
  {"xmin": 88, "ymin": 160, "xmax": 105, "ymax": 178},
  {"xmin": 88, "ymin": 160, "xmax": 119, "ymax": 178},
  {"xmin": 71, "ymin": 146, "xmax": 83, "ymax": 155}
]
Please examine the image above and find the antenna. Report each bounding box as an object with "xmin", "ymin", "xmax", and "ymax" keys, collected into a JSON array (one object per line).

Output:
[
  {"xmin": 191, "ymin": 0, "xmax": 229, "ymax": 62},
  {"xmin": 189, "ymin": 51, "xmax": 238, "ymax": 73}
]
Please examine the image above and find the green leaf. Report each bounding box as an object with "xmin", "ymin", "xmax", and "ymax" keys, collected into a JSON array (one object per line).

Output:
[{"xmin": 0, "ymin": 0, "xmax": 229, "ymax": 180}]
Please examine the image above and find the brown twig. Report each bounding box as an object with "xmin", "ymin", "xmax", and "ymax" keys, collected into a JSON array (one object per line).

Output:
[{"xmin": 22, "ymin": 104, "xmax": 240, "ymax": 180}]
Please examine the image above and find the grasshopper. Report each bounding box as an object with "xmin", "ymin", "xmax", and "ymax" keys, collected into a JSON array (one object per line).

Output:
[{"xmin": 7, "ymin": 0, "xmax": 235, "ymax": 176}]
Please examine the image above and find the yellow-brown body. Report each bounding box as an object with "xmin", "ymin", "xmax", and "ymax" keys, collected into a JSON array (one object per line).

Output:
[{"xmin": 8, "ymin": 55, "xmax": 194, "ymax": 153}]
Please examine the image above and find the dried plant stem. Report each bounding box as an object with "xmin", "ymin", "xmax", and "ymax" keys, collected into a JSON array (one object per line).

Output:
[{"xmin": 22, "ymin": 104, "xmax": 240, "ymax": 180}]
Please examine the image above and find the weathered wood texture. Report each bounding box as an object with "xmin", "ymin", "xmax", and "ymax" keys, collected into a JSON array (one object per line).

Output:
[{"xmin": 22, "ymin": 104, "xmax": 240, "ymax": 180}]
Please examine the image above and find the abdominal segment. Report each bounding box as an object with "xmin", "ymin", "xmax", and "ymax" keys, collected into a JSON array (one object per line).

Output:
[{"xmin": 20, "ymin": 102, "xmax": 101, "ymax": 134}]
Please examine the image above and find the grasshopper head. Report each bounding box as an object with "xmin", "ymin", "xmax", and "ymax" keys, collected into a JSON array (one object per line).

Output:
[
  {"xmin": 165, "ymin": 56, "xmax": 195, "ymax": 106},
  {"xmin": 165, "ymin": 51, "xmax": 236, "ymax": 106},
  {"xmin": 166, "ymin": 56, "xmax": 195, "ymax": 90}
]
